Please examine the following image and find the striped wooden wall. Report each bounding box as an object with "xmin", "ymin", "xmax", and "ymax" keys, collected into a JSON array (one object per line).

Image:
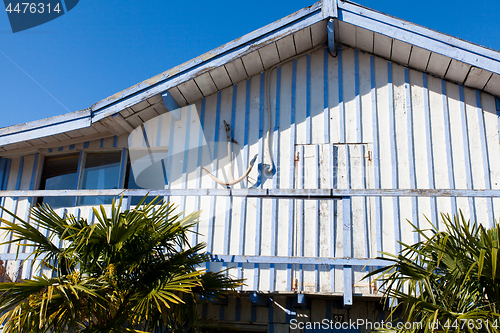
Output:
[{"xmin": 1, "ymin": 44, "xmax": 500, "ymax": 296}]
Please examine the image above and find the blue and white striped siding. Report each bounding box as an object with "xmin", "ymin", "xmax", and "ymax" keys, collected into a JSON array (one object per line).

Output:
[{"xmin": 2, "ymin": 45, "xmax": 500, "ymax": 295}]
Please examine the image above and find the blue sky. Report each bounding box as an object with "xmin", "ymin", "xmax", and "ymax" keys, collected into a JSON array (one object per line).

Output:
[{"xmin": 1, "ymin": 0, "xmax": 499, "ymax": 128}]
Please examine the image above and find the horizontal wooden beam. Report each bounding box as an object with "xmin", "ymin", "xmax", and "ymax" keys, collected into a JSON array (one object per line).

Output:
[
  {"xmin": 0, "ymin": 131, "xmax": 114, "ymax": 158},
  {"xmin": 2, "ymin": 188, "xmax": 500, "ymax": 198},
  {"xmin": 0, "ymin": 109, "xmax": 91, "ymax": 146},
  {"xmin": 209, "ymin": 254, "xmax": 389, "ymax": 266},
  {"xmin": 0, "ymin": 252, "xmax": 390, "ymax": 267}
]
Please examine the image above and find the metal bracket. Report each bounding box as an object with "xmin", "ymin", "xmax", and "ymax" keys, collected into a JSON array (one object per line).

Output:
[{"xmin": 250, "ymin": 292, "xmax": 269, "ymax": 307}]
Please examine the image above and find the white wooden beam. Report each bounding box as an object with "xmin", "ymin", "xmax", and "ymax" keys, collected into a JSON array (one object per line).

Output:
[
  {"xmin": 0, "ymin": 109, "xmax": 91, "ymax": 146},
  {"xmin": 338, "ymin": 2, "xmax": 500, "ymax": 74},
  {"xmin": 2, "ymin": 188, "xmax": 500, "ymax": 198},
  {"xmin": 322, "ymin": 0, "xmax": 337, "ymax": 19}
]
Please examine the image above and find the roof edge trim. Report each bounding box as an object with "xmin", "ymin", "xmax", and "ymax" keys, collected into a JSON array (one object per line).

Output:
[
  {"xmin": 0, "ymin": 109, "xmax": 91, "ymax": 146},
  {"xmin": 91, "ymin": 8, "xmax": 324, "ymax": 122},
  {"xmin": 90, "ymin": 1, "xmax": 322, "ymax": 114}
]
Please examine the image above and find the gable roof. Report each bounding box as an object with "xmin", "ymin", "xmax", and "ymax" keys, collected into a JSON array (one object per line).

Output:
[{"xmin": 1, "ymin": 0, "xmax": 500, "ymax": 156}]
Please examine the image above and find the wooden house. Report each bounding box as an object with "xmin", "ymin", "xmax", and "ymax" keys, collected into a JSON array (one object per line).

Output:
[{"xmin": 1, "ymin": 0, "xmax": 500, "ymax": 331}]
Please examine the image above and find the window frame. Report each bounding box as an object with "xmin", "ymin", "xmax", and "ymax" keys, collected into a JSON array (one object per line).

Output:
[{"xmin": 37, "ymin": 148, "xmax": 128, "ymax": 207}]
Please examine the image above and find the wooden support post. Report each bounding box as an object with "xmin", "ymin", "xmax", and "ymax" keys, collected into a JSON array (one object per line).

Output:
[
  {"xmin": 327, "ymin": 19, "xmax": 337, "ymax": 56},
  {"xmin": 161, "ymin": 91, "xmax": 181, "ymax": 120}
]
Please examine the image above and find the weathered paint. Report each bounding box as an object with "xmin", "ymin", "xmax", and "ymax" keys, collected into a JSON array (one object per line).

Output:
[
  {"xmin": 3, "ymin": 0, "xmax": 500, "ymax": 156},
  {"xmin": 3, "ymin": 45, "xmax": 500, "ymax": 302}
]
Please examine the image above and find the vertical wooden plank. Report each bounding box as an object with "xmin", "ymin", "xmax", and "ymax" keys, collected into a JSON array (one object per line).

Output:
[
  {"xmin": 404, "ymin": 68, "xmax": 419, "ymax": 241},
  {"xmin": 393, "ymin": 62, "xmax": 410, "ymax": 247},
  {"xmin": 226, "ymin": 85, "xmax": 242, "ymax": 280},
  {"xmin": 207, "ymin": 91, "xmax": 222, "ymax": 254},
  {"xmin": 306, "ymin": 54, "xmax": 312, "ymax": 145},
  {"xmin": 343, "ymin": 48, "xmax": 356, "ymax": 143},
  {"xmin": 359, "ymin": 52, "xmax": 375, "ymax": 289},
  {"xmin": 476, "ymin": 90, "xmax": 494, "ymax": 225},
  {"xmin": 297, "ymin": 145, "xmax": 304, "ymax": 292},
  {"xmin": 223, "ymin": 88, "xmax": 237, "ymax": 256},
  {"xmin": 354, "ymin": 51, "xmax": 370, "ymax": 265},
  {"xmin": 408, "ymin": 70, "xmax": 429, "ymax": 233},
  {"xmin": 198, "ymin": 97, "xmax": 215, "ymax": 251},
  {"xmin": 342, "ymin": 197, "xmax": 352, "ymax": 306},
  {"xmin": 352, "ymin": 50, "xmax": 362, "ymax": 145},
  {"xmin": 314, "ymin": 145, "xmax": 321, "ymax": 292},
  {"xmin": 376, "ymin": 56, "xmax": 395, "ymax": 256},
  {"xmin": 338, "ymin": 48, "xmax": 345, "ymax": 143},
  {"xmin": 253, "ymin": 73, "xmax": 266, "ymax": 291},
  {"xmin": 274, "ymin": 62, "xmax": 290, "ymax": 290},
  {"xmin": 295, "ymin": 55, "xmax": 307, "ymax": 145},
  {"xmin": 310, "ymin": 49, "xmax": 325, "ymax": 145},
  {"xmin": 482, "ymin": 94, "xmax": 500, "ymax": 223},
  {"xmin": 192, "ymin": 100, "xmax": 205, "ymax": 246},
  {"xmin": 446, "ymin": 82, "xmax": 470, "ymax": 220},
  {"xmin": 371, "ymin": 55, "xmax": 382, "ymax": 257},
  {"xmin": 459, "ymin": 85, "xmax": 476, "ymax": 221},
  {"xmin": 287, "ymin": 60, "xmax": 297, "ymax": 291},
  {"xmin": 323, "ymin": 48, "xmax": 330, "ymax": 144},
  {"xmin": 423, "ymin": 74, "xmax": 438, "ymax": 225},
  {"xmin": 441, "ymin": 80, "xmax": 458, "ymax": 216},
  {"xmin": 238, "ymin": 80, "xmax": 251, "ymax": 289},
  {"xmin": 270, "ymin": 66, "xmax": 281, "ymax": 292},
  {"xmin": 387, "ymin": 62, "xmax": 401, "ymax": 254},
  {"xmin": 180, "ymin": 106, "xmax": 193, "ymax": 215}
]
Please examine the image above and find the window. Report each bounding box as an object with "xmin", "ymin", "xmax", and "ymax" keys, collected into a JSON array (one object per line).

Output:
[
  {"xmin": 78, "ymin": 152, "xmax": 122, "ymax": 206},
  {"xmin": 39, "ymin": 151, "xmax": 124, "ymax": 208},
  {"xmin": 38, "ymin": 153, "xmax": 80, "ymax": 208},
  {"xmin": 124, "ymin": 158, "xmax": 158, "ymax": 206}
]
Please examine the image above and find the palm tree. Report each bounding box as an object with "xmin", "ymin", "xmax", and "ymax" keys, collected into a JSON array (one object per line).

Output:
[
  {"xmin": 366, "ymin": 212, "xmax": 500, "ymax": 332},
  {"xmin": 0, "ymin": 196, "xmax": 242, "ymax": 332}
]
